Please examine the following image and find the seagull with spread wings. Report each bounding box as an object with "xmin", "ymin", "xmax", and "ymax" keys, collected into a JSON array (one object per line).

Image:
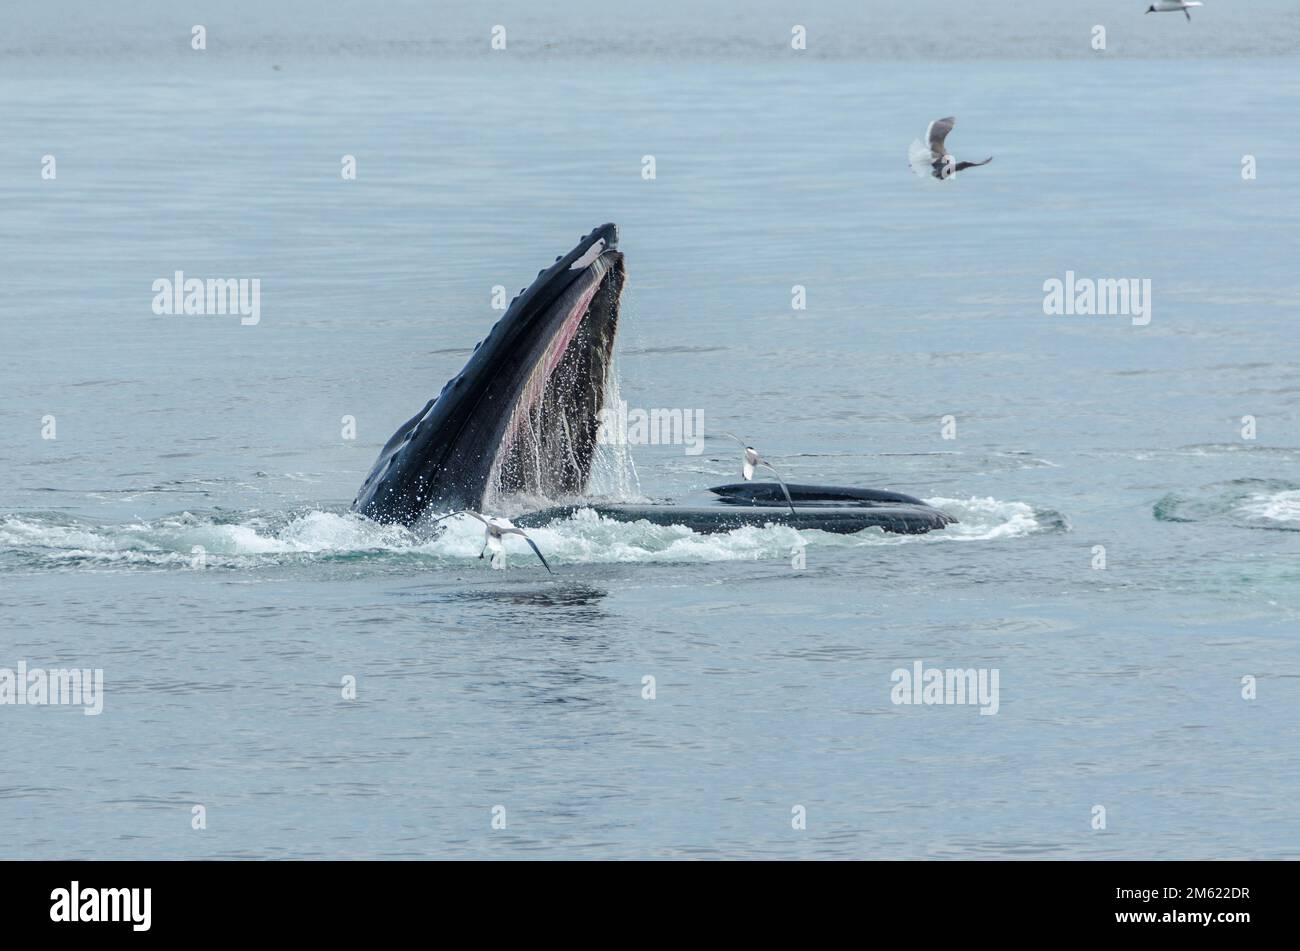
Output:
[
  {"xmin": 715, "ymin": 432, "xmax": 797, "ymax": 517},
  {"xmin": 1146, "ymin": 1, "xmax": 1202, "ymax": 21},
  {"xmin": 908, "ymin": 116, "xmax": 993, "ymax": 180},
  {"xmin": 429, "ymin": 511, "xmax": 552, "ymax": 572}
]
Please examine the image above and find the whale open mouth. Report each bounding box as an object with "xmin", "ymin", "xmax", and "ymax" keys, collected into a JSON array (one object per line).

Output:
[
  {"xmin": 352, "ymin": 224, "xmax": 626, "ymax": 525},
  {"xmin": 488, "ymin": 249, "xmax": 624, "ymax": 501}
]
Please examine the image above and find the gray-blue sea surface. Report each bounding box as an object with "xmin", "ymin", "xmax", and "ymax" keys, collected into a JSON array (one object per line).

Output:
[{"xmin": 1, "ymin": 2, "xmax": 1298, "ymax": 858}]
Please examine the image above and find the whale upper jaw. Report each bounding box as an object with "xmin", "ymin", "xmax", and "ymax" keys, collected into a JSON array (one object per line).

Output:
[{"xmin": 352, "ymin": 224, "xmax": 626, "ymax": 526}]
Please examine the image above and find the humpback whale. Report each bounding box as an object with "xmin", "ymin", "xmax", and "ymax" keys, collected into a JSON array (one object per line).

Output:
[{"xmin": 353, "ymin": 224, "xmax": 956, "ymax": 536}]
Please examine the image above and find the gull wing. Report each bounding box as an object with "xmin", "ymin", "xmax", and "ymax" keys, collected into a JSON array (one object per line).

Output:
[
  {"xmin": 757, "ymin": 461, "xmax": 798, "ymax": 516},
  {"xmin": 715, "ymin": 431, "xmax": 748, "ymax": 451},
  {"xmin": 927, "ymin": 117, "xmax": 955, "ymax": 158},
  {"xmin": 429, "ymin": 510, "xmax": 491, "ymax": 528},
  {"xmin": 502, "ymin": 527, "xmax": 553, "ymax": 573}
]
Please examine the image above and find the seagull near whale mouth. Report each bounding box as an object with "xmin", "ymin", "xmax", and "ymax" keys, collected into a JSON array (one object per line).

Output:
[
  {"xmin": 429, "ymin": 511, "xmax": 553, "ymax": 572},
  {"xmin": 715, "ymin": 432, "xmax": 797, "ymax": 517},
  {"xmin": 1146, "ymin": 1, "xmax": 1202, "ymax": 21},
  {"xmin": 908, "ymin": 117, "xmax": 993, "ymax": 180}
]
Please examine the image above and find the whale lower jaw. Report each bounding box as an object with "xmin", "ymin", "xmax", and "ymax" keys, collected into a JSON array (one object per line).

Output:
[
  {"xmin": 518, "ymin": 501, "xmax": 955, "ymax": 536},
  {"xmin": 515, "ymin": 483, "xmax": 957, "ymax": 536}
]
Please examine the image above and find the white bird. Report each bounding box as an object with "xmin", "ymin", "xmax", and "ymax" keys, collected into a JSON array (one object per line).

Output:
[
  {"xmin": 429, "ymin": 511, "xmax": 552, "ymax": 572},
  {"xmin": 908, "ymin": 116, "xmax": 993, "ymax": 180},
  {"xmin": 715, "ymin": 432, "xmax": 797, "ymax": 516},
  {"xmin": 1145, "ymin": 1, "xmax": 1202, "ymax": 21}
]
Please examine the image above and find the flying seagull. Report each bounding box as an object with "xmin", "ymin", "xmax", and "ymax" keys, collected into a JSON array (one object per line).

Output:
[
  {"xmin": 1146, "ymin": 1, "xmax": 1202, "ymax": 20},
  {"xmin": 908, "ymin": 117, "xmax": 993, "ymax": 180},
  {"xmin": 429, "ymin": 511, "xmax": 552, "ymax": 572},
  {"xmin": 715, "ymin": 432, "xmax": 797, "ymax": 517}
]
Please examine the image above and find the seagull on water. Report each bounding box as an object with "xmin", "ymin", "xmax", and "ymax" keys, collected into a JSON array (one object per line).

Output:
[
  {"xmin": 908, "ymin": 117, "xmax": 993, "ymax": 180},
  {"xmin": 715, "ymin": 432, "xmax": 797, "ymax": 516},
  {"xmin": 429, "ymin": 511, "xmax": 552, "ymax": 572},
  {"xmin": 1146, "ymin": 1, "xmax": 1202, "ymax": 21}
]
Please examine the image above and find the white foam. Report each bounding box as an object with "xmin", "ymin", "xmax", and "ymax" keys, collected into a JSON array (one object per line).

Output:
[
  {"xmin": 0, "ymin": 495, "xmax": 1050, "ymax": 570},
  {"xmin": 1239, "ymin": 490, "xmax": 1300, "ymax": 523},
  {"xmin": 924, "ymin": 497, "xmax": 1045, "ymax": 540}
]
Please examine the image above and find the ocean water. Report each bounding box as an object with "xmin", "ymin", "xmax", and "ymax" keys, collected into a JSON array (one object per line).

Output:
[{"xmin": 1, "ymin": 3, "xmax": 1299, "ymax": 859}]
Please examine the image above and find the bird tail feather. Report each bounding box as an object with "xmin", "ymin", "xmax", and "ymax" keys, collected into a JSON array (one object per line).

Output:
[{"xmin": 908, "ymin": 139, "xmax": 935, "ymax": 178}]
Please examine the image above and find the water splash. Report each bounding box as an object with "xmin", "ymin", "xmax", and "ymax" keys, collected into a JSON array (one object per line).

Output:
[
  {"xmin": 1, "ymin": 494, "xmax": 1057, "ymax": 573},
  {"xmin": 1154, "ymin": 480, "xmax": 1300, "ymax": 531},
  {"xmin": 586, "ymin": 358, "xmax": 642, "ymax": 501}
]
